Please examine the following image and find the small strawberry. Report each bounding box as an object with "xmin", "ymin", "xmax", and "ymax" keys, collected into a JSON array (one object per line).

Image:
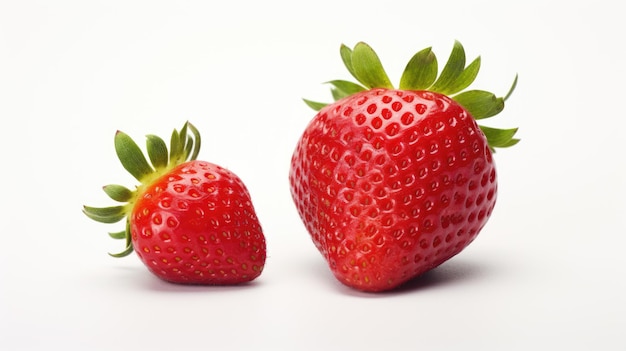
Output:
[
  {"xmin": 289, "ymin": 41, "xmax": 518, "ymax": 292},
  {"xmin": 84, "ymin": 122, "xmax": 266, "ymax": 285}
]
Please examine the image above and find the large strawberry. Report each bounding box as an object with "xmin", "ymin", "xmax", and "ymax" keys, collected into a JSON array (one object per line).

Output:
[
  {"xmin": 84, "ymin": 122, "xmax": 266, "ymax": 284},
  {"xmin": 289, "ymin": 41, "xmax": 518, "ymax": 292}
]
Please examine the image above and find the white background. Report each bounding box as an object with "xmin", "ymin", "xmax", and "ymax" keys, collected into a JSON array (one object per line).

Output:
[{"xmin": 1, "ymin": 0, "xmax": 624, "ymax": 350}]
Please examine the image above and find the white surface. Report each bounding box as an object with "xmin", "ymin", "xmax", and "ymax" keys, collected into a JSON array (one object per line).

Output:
[{"xmin": 1, "ymin": 1, "xmax": 624, "ymax": 350}]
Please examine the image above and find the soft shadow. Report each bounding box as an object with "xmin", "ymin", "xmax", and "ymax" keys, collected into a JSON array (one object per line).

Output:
[
  {"xmin": 391, "ymin": 258, "xmax": 489, "ymax": 294},
  {"xmin": 111, "ymin": 265, "xmax": 263, "ymax": 293},
  {"xmin": 332, "ymin": 258, "xmax": 491, "ymax": 298},
  {"xmin": 144, "ymin": 276, "xmax": 264, "ymax": 293}
]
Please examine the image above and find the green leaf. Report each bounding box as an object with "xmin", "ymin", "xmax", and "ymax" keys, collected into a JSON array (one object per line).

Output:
[
  {"xmin": 445, "ymin": 56, "xmax": 481, "ymax": 95},
  {"xmin": 501, "ymin": 138, "xmax": 520, "ymax": 147},
  {"xmin": 330, "ymin": 87, "xmax": 343, "ymax": 102},
  {"xmin": 115, "ymin": 131, "xmax": 154, "ymax": 182},
  {"xmin": 108, "ymin": 230, "xmax": 127, "ymax": 239},
  {"xmin": 303, "ymin": 99, "xmax": 328, "ymax": 111},
  {"xmin": 83, "ymin": 205, "xmax": 127, "ymax": 224},
  {"xmin": 186, "ymin": 122, "xmax": 201, "ymax": 161},
  {"xmin": 327, "ymin": 80, "xmax": 366, "ymax": 101},
  {"xmin": 183, "ymin": 135, "xmax": 193, "ymax": 160},
  {"xmin": 169, "ymin": 128, "xmax": 182, "ymax": 163},
  {"xmin": 430, "ymin": 40, "xmax": 466, "ymax": 95},
  {"xmin": 340, "ymin": 44, "xmax": 357, "ymax": 80},
  {"xmin": 453, "ymin": 90, "xmax": 504, "ymax": 120},
  {"xmin": 146, "ymin": 134, "xmax": 168, "ymax": 170},
  {"xmin": 351, "ymin": 42, "xmax": 393, "ymax": 89},
  {"xmin": 109, "ymin": 220, "xmax": 133, "ymax": 257},
  {"xmin": 178, "ymin": 122, "xmax": 189, "ymax": 154},
  {"xmin": 109, "ymin": 244, "xmax": 134, "ymax": 258},
  {"xmin": 504, "ymin": 74, "xmax": 519, "ymax": 101},
  {"xmin": 399, "ymin": 47, "xmax": 438, "ymax": 90},
  {"xmin": 479, "ymin": 125, "xmax": 519, "ymax": 149},
  {"xmin": 167, "ymin": 122, "xmax": 198, "ymax": 164},
  {"xmin": 102, "ymin": 184, "xmax": 133, "ymax": 202},
  {"xmin": 328, "ymin": 80, "xmax": 366, "ymax": 96}
]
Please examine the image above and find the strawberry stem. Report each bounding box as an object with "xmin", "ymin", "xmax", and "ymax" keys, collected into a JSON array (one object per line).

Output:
[
  {"xmin": 304, "ymin": 40, "xmax": 520, "ymax": 150},
  {"xmin": 84, "ymin": 121, "xmax": 202, "ymax": 258}
]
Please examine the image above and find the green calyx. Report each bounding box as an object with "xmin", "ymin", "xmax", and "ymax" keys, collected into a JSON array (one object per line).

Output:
[
  {"xmin": 304, "ymin": 41, "xmax": 519, "ymax": 149},
  {"xmin": 83, "ymin": 122, "xmax": 201, "ymax": 257}
]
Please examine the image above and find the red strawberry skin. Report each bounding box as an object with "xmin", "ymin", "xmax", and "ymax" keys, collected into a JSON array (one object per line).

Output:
[
  {"xmin": 131, "ymin": 160, "xmax": 266, "ymax": 284},
  {"xmin": 289, "ymin": 89, "xmax": 497, "ymax": 292}
]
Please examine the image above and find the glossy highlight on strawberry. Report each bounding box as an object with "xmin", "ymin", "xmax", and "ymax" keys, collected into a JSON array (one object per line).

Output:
[
  {"xmin": 290, "ymin": 41, "xmax": 518, "ymax": 292},
  {"xmin": 84, "ymin": 122, "xmax": 266, "ymax": 285}
]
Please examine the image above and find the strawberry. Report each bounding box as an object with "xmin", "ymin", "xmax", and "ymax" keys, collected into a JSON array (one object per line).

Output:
[
  {"xmin": 289, "ymin": 41, "xmax": 518, "ymax": 292},
  {"xmin": 84, "ymin": 122, "xmax": 266, "ymax": 285}
]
